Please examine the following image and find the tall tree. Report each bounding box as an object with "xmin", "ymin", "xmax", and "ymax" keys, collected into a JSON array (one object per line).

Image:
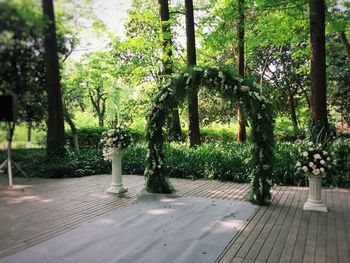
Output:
[
  {"xmin": 309, "ymin": 0, "xmax": 328, "ymax": 138},
  {"xmin": 339, "ymin": 31, "xmax": 350, "ymax": 59},
  {"xmin": 159, "ymin": 0, "xmax": 182, "ymax": 140},
  {"xmin": 0, "ymin": 1, "xmax": 47, "ymax": 125},
  {"xmin": 42, "ymin": 0, "xmax": 65, "ymax": 155},
  {"xmin": 236, "ymin": 0, "xmax": 246, "ymax": 143},
  {"xmin": 185, "ymin": 0, "xmax": 200, "ymax": 147},
  {"xmin": 71, "ymin": 52, "xmax": 117, "ymax": 127},
  {"xmin": 268, "ymin": 45, "xmax": 309, "ymax": 133},
  {"xmin": 328, "ymin": 34, "xmax": 350, "ymax": 124}
]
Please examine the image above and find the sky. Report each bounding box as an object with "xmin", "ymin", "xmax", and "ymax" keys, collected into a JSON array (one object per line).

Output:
[
  {"xmin": 94, "ymin": 0, "xmax": 132, "ymax": 37},
  {"xmin": 69, "ymin": 0, "xmax": 133, "ymax": 61}
]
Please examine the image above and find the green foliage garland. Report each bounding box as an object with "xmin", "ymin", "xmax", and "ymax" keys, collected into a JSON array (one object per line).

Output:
[{"xmin": 145, "ymin": 66, "xmax": 274, "ymax": 205}]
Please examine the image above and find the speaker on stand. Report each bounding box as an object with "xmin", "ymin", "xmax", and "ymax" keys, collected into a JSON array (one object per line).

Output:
[{"xmin": 0, "ymin": 95, "xmax": 28, "ymax": 186}]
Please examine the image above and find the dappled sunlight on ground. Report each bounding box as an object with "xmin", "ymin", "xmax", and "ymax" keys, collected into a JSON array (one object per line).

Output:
[
  {"xmin": 159, "ymin": 197, "xmax": 176, "ymax": 202},
  {"xmin": 172, "ymin": 202, "xmax": 187, "ymax": 206},
  {"xmin": 327, "ymin": 187, "xmax": 350, "ymax": 193},
  {"xmin": 209, "ymin": 189, "xmax": 224, "ymax": 194},
  {"xmin": 211, "ymin": 219, "xmax": 246, "ymax": 234},
  {"xmin": 217, "ymin": 219, "xmax": 245, "ymax": 229},
  {"xmin": 39, "ymin": 198, "xmax": 54, "ymax": 203},
  {"xmin": 8, "ymin": 184, "xmax": 32, "ymax": 190},
  {"xmin": 201, "ymin": 219, "xmax": 246, "ymax": 234},
  {"xmin": 99, "ymin": 218, "xmax": 118, "ymax": 225},
  {"xmin": 7, "ymin": 195, "xmax": 41, "ymax": 204},
  {"xmin": 90, "ymin": 193, "xmax": 111, "ymax": 199},
  {"xmin": 147, "ymin": 208, "xmax": 175, "ymax": 215},
  {"xmin": 0, "ymin": 179, "xmax": 57, "ymax": 205}
]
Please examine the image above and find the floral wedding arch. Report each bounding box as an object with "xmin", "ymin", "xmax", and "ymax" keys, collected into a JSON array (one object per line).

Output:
[{"xmin": 144, "ymin": 66, "xmax": 274, "ymax": 205}]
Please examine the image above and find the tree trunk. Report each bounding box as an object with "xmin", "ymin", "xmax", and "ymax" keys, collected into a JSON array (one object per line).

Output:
[
  {"xmin": 169, "ymin": 109, "xmax": 182, "ymax": 140},
  {"xmin": 339, "ymin": 31, "xmax": 350, "ymax": 59},
  {"xmin": 101, "ymin": 97, "xmax": 106, "ymax": 127},
  {"xmin": 288, "ymin": 93, "xmax": 298, "ymax": 132},
  {"xmin": 89, "ymin": 91, "xmax": 105, "ymax": 127},
  {"xmin": 185, "ymin": 0, "xmax": 200, "ymax": 147},
  {"xmin": 98, "ymin": 114, "xmax": 104, "ymax": 127},
  {"xmin": 26, "ymin": 121, "xmax": 32, "ymax": 149},
  {"xmin": 63, "ymin": 106, "xmax": 79, "ymax": 150},
  {"xmin": 159, "ymin": 0, "xmax": 173, "ymax": 75},
  {"xmin": 159, "ymin": 0, "xmax": 182, "ymax": 140},
  {"xmin": 237, "ymin": 0, "xmax": 246, "ymax": 143},
  {"xmin": 309, "ymin": 0, "xmax": 328, "ymax": 136},
  {"xmin": 42, "ymin": 0, "xmax": 65, "ymax": 155},
  {"xmin": 303, "ymin": 90, "xmax": 311, "ymax": 110}
]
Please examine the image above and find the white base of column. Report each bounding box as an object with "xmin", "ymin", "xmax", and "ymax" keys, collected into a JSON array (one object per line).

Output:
[
  {"xmin": 106, "ymin": 186, "xmax": 128, "ymax": 195},
  {"xmin": 303, "ymin": 200, "xmax": 328, "ymax": 212}
]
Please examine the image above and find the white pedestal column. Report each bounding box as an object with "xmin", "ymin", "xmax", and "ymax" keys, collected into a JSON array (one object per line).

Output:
[
  {"xmin": 303, "ymin": 175, "xmax": 327, "ymax": 212},
  {"xmin": 106, "ymin": 148, "xmax": 128, "ymax": 194}
]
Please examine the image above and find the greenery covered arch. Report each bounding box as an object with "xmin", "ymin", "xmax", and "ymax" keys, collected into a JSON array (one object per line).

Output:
[{"xmin": 144, "ymin": 66, "xmax": 274, "ymax": 205}]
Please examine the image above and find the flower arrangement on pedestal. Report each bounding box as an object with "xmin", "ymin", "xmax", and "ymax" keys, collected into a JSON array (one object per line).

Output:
[
  {"xmin": 296, "ymin": 142, "xmax": 331, "ymax": 176},
  {"xmin": 100, "ymin": 126, "xmax": 132, "ymax": 161},
  {"xmin": 100, "ymin": 126, "xmax": 132, "ymax": 194},
  {"xmin": 296, "ymin": 142, "xmax": 331, "ymax": 212}
]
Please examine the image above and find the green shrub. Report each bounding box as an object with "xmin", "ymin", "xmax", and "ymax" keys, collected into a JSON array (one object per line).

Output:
[
  {"xmin": 65, "ymin": 126, "xmax": 107, "ymax": 149},
  {"xmin": 164, "ymin": 143, "xmax": 252, "ymax": 182},
  {"xmin": 174, "ymin": 127, "xmax": 249, "ymax": 144},
  {"xmin": 64, "ymin": 149, "xmax": 111, "ymax": 177},
  {"xmin": 0, "ymin": 148, "xmax": 110, "ymax": 178},
  {"xmin": 65, "ymin": 125, "xmax": 243, "ymax": 149},
  {"xmin": 3, "ymin": 140, "xmax": 349, "ymax": 188},
  {"xmin": 327, "ymin": 136, "xmax": 350, "ymax": 187},
  {"xmin": 273, "ymin": 142, "xmax": 306, "ymax": 186},
  {"xmin": 129, "ymin": 128, "xmax": 145, "ymax": 143},
  {"xmin": 65, "ymin": 126, "xmax": 145, "ymax": 149},
  {"xmin": 200, "ymin": 128, "xmax": 236, "ymax": 143},
  {"xmin": 122, "ymin": 144, "xmax": 147, "ymax": 174}
]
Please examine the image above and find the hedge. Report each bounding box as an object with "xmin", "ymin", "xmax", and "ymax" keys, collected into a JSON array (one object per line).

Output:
[{"xmin": 2, "ymin": 139, "xmax": 349, "ymax": 187}]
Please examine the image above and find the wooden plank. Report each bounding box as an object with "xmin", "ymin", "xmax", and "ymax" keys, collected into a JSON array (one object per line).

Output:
[
  {"xmin": 1, "ymin": 175, "xmax": 350, "ymax": 263},
  {"xmin": 243, "ymin": 187, "xmax": 293, "ymax": 262},
  {"xmin": 173, "ymin": 178, "xmax": 208, "ymax": 196},
  {"xmin": 340, "ymin": 189, "xmax": 350, "ymax": 256},
  {"xmin": 289, "ymin": 196, "xmax": 311, "ymax": 262},
  {"xmin": 0, "ymin": 175, "xmax": 250, "ymax": 258},
  {"xmin": 0, "ymin": 176, "xmax": 141, "ymax": 256},
  {"xmin": 302, "ymin": 206, "xmax": 318, "ymax": 262},
  {"xmin": 209, "ymin": 181, "xmax": 239, "ymax": 199},
  {"xmin": 326, "ymin": 189, "xmax": 338, "ymax": 263},
  {"xmin": 0, "ymin": 188, "xmax": 143, "ymax": 237},
  {"xmin": 257, "ymin": 187, "xmax": 300, "ymax": 262},
  {"xmin": 278, "ymin": 188, "xmax": 308, "ymax": 262},
  {"xmin": 194, "ymin": 180, "xmax": 228, "ymax": 198},
  {"xmin": 178, "ymin": 179, "xmax": 216, "ymax": 197},
  {"xmin": 314, "ymin": 190, "xmax": 327, "ymax": 263},
  {"xmin": 223, "ymin": 183, "xmax": 248, "ymax": 201},
  {"xmin": 334, "ymin": 189, "xmax": 350, "ymax": 263},
  {"xmin": 216, "ymin": 186, "xmax": 286, "ymax": 263}
]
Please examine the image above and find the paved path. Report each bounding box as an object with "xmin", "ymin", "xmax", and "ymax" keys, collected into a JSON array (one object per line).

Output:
[{"xmin": 0, "ymin": 175, "xmax": 349, "ymax": 262}]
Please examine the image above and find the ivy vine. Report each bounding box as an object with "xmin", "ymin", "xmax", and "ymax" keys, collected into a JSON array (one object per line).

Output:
[{"xmin": 144, "ymin": 66, "xmax": 274, "ymax": 205}]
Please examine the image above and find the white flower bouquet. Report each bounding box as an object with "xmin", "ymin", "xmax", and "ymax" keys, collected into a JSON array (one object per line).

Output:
[
  {"xmin": 296, "ymin": 142, "xmax": 331, "ymax": 176},
  {"xmin": 100, "ymin": 126, "xmax": 132, "ymax": 161}
]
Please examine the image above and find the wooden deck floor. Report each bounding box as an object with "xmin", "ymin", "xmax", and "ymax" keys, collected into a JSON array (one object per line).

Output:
[{"xmin": 0, "ymin": 174, "xmax": 349, "ymax": 262}]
